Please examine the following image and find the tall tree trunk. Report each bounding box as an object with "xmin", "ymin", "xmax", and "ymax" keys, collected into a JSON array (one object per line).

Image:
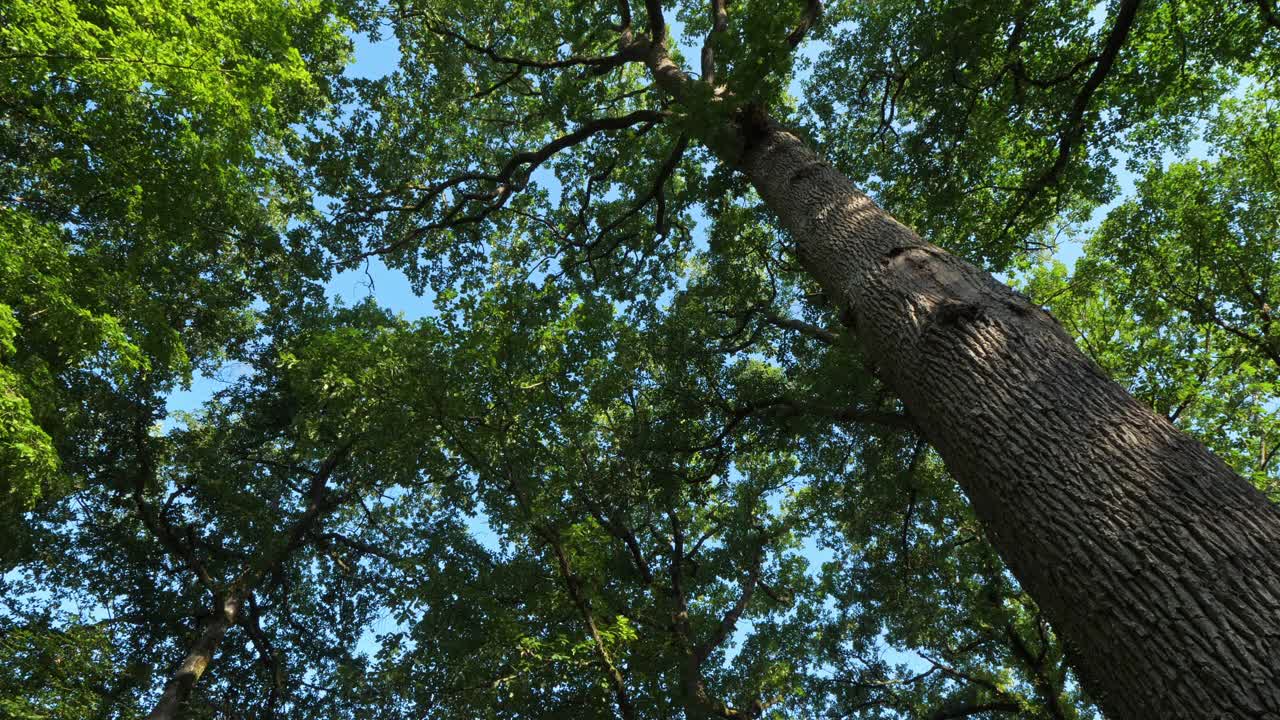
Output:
[
  {"xmin": 735, "ymin": 119, "xmax": 1280, "ymax": 718},
  {"xmin": 146, "ymin": 593, "xmax": 241, "ymax": 720}
]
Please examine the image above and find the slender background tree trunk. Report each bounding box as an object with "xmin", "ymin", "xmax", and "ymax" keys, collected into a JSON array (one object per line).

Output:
[
  {"xmin": 737, "ymin": 120, "xmax": 1280, "ymax": 719},
  {"xmin": 146, "ymin": 593, "xmax": 241, "ymax": 720}
]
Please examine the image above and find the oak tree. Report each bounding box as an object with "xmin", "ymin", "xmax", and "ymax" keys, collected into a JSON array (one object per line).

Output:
[{"xmin": 5, "ymin": 0, "xmax": 1280, "ymax": 718}]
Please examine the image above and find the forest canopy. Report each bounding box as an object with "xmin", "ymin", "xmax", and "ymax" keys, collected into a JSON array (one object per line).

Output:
[{"xmin": 2, "ymin": 0, "xmax": 1279, "ymax": 718}]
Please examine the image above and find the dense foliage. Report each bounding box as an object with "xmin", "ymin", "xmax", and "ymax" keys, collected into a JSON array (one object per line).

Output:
[{"xmin": 2, "ymin": 0, "xmax": 1277, "ymax": 718}]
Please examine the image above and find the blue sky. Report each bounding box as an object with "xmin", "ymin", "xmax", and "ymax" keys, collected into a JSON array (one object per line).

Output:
[
  {"xmin": 164, "ymin": 31, "xmax": 414, "ymax": 418},
  {"xmin": 154, "ymin": 21, "xmax": 1208, "ymax": 677},
  {"xmin": 323, "ymin": 34, "xmax": 434, "ymax": 311},
  {"xmin": 167, "ymin": 17, "xmax": 1196, "ymax": 417}
]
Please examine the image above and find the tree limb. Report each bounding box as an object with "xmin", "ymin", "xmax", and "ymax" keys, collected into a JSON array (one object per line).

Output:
[
  {"xmin": 786, "ymin": 0, "xmax": 823, "ymax": 47},
  {"xmin": 761, "ymin": 310, "xmax": 838, "ymax": 344},
  {"xmin": 701, "ymin": 0, "xmax": 729, "ymax": 83},
  {"xmin": 130, "ymin": 409, "xmax": 218, "ymax": 593},
  {"xmin": 617, "ymin": 0, "xmax": 633, "ymax": 32},
  {"xmin": 644, "ymin": 0, "xmax": 667, "ymax": 41},
  {"xmin": 694, "ymin": 541, "xmax": 765, "ymax": 665},
  {"xmin": 545, "ymin": 532, "xmax": 637, "ymax": 720},
  {"xmin": 145, "ymin": 593, "xmax": 242, "ymax": 720},
  {"xmin": 1003, "ymin": 0, "xmax": 1141, "ymax": 232},
  {"xmin": 562, "ymin": 131, "xmax": 687, "ymax": 274},
  {"xmin": 360, "ymin": 110, "xmax": 667, "ymax": 260},
  {"xmin": 243, "ymin": 593, "xmax": 285, "ymax": 717},
  {"xmin": 1259, "ymin": 0, "xmax": 1280, "ymax": 30},
  {"xmin": 929, "ymin": 700, "xmax": 1022, "ymax": 720},
  {"xmin": 1044, "ymin": 0, "xmax": 1142, "ymax": 183},
  {"xmin": 425, "ymin": 22, "xmax": 643, "ymax": 72},
  {"xmin": 233, "ymin": 440, "xmax": 356, "ymax": 590}
]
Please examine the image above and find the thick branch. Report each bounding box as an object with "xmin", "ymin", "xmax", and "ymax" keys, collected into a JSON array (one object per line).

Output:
[
  {"xmin": 991, "ymin": 0, "xmax": 1141, "ymax": 247},
  {"xmin": 1259, "ymin": 0, "xmax": 1280, "ymax": 29},
  {"xmin": 585, "ymin": 498, "xmax": 656, "ymax": 585},
  {"xmin": 693, "ymin": 542, "xmax": 764, "ymax": 665},
  {"xmin": 145, "ymin": 593, "xmax": 241, "ymax": 720},
  {"xmin": 701, "ymin": 0, "xmax": 729, "ymax": 83},
  {"xmin": 670, "ymin": 395, "xmax": 911, "ymax": 460},
  {"xmin": 664, "ymin": 512, "xmax": 767, "ymax": 720},
  {"xmin": 618, "ymin": 0, "xmax": 633, "ymax": 31},
  {"xmin": 644, "ymin": 0, "xmax": 667, "ymax": 40},
  {"xmin": 135, "ymin": 499, "xmax": 218, "ymax": 591},
  {"xmin": 668, "ymin": 510, "xmax": 693, "ymax": 644},
  {"xmin": 1004, "ymin": 621, "xmax": 1069, "ymax": 720},
  {"xmin": 498, "ymin": 111, "xmax": 667, "ymax": 200},
  {"xmin": 143, "ymin": 441, "xmax": 355, "ymax": 719},
  {"xmin": 244, "ymin": 594, "xmax": 285, "ymax": 716},
  {"xmin": 785, "ymin": 0, "xmax": 823, "ymax": 47}
]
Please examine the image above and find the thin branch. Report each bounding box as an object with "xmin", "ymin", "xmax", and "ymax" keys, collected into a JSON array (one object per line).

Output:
[
  {"xmin": 425, "ymin": 23, "xmax": 642, "ymax": 72},
  {"xmin": 1048, "ymin": 0, "xmax": 1141, "ymax": 180},
  {"xmin": 693, "ymin": 542, "xmax": 765, "ymax": 665},
  {"xmin": 130, "ymin": 410, "xmax": 218, "ymax": 593},
  {"xmin": 562, "ymin": 131, "xmax": 687, "ymax": 273},
  {"xmin": 765, "ymin": 397, "xmax": 916, "ymax": 431},
  {"xmin": 546, "ymin": 532, "xmax": 637, "ymax": 720},
  {"xmin": 317, "ymin": 531, "xmax": 403, "ymax": 562},
  {"xmin": 232, "ymin": 440, "xmax": 355, "ymax": 590},
  {"xmin": 898, "ymin": 442, "xmax": 927, "ymax": 574},
  {"xmin": 360, "ymin": 110, "xmax": 666, "ymax": 260},
  {"xmin": 762, "ymin": 310, "xmax": 838, "ymax": 345},
  {"xmin": 929, "ymin": 701, "xmax": 1022, "ymax": 720},
  {"xmin": 1001, "ymin": 0, "xmax": 1141, "ymax": 233},
  {"xmin": 0, "ymin": 52, "xmax": 240, "ymax": 76}
]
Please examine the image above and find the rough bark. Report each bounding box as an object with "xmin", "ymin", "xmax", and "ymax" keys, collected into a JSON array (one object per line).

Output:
[
  {"xmin": 135, "ymin": 443, "xmax": 352, "ymax": 717},
  {"xmin": 734, "ymin": 120, "xmax": 1280, "ymax": 719},
  {"xmin": 146, "ymin": 592, "xmax": 241, "ymax": 720}
]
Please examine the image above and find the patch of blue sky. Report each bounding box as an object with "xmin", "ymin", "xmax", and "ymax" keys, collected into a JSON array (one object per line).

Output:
[
  {"xmin": 465, "ymin": 507, "xmax": 505, "ymax": 555},
  {"xmin": 325, "ymin": 257, "xmax": 437, "ymax": 320},
  {"xmin": 346, "ymin": 29, "xmax": 401, "ymax": 81},
  {"xmin": 152, "ymin": 19, "xmax": 1203, "ymax": 686},
  {"xmin": 162, "ymin": 361, "xmax": 253, "ymax": 426}
]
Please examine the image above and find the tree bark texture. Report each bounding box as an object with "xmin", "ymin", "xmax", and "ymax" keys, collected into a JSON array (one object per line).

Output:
[
  {"xmin": 146, "ymin": 593, "xmax": 241, "ymax": 720},
  {"xmin": 736, "ymin": 121, "xmax": 1280, "ymax": 719}
]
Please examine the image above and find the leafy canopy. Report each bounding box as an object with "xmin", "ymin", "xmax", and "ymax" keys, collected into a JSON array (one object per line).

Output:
[{"xmin": 2, "ymin": 0, "xmax": 1278, "ymax": 718}]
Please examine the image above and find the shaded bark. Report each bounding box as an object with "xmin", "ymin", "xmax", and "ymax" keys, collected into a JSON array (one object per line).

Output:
[
  {"xmin": 929, "ymin": 700, "xmax": 1021, "ymax": 720},
  {"xmin": 145, "ymin": 593, "xmax": 241, "ymax": 720},
  {"xmin": 731, "ymin": 119, "xmax": 1280, "ymax": 719},
  {"xmin": 139, "ymin": 442, "xmax": 354, "ymax": 718},
  {"xmin": 546, "ymin": 532, "xmax": 637, "ymax": 720}
]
